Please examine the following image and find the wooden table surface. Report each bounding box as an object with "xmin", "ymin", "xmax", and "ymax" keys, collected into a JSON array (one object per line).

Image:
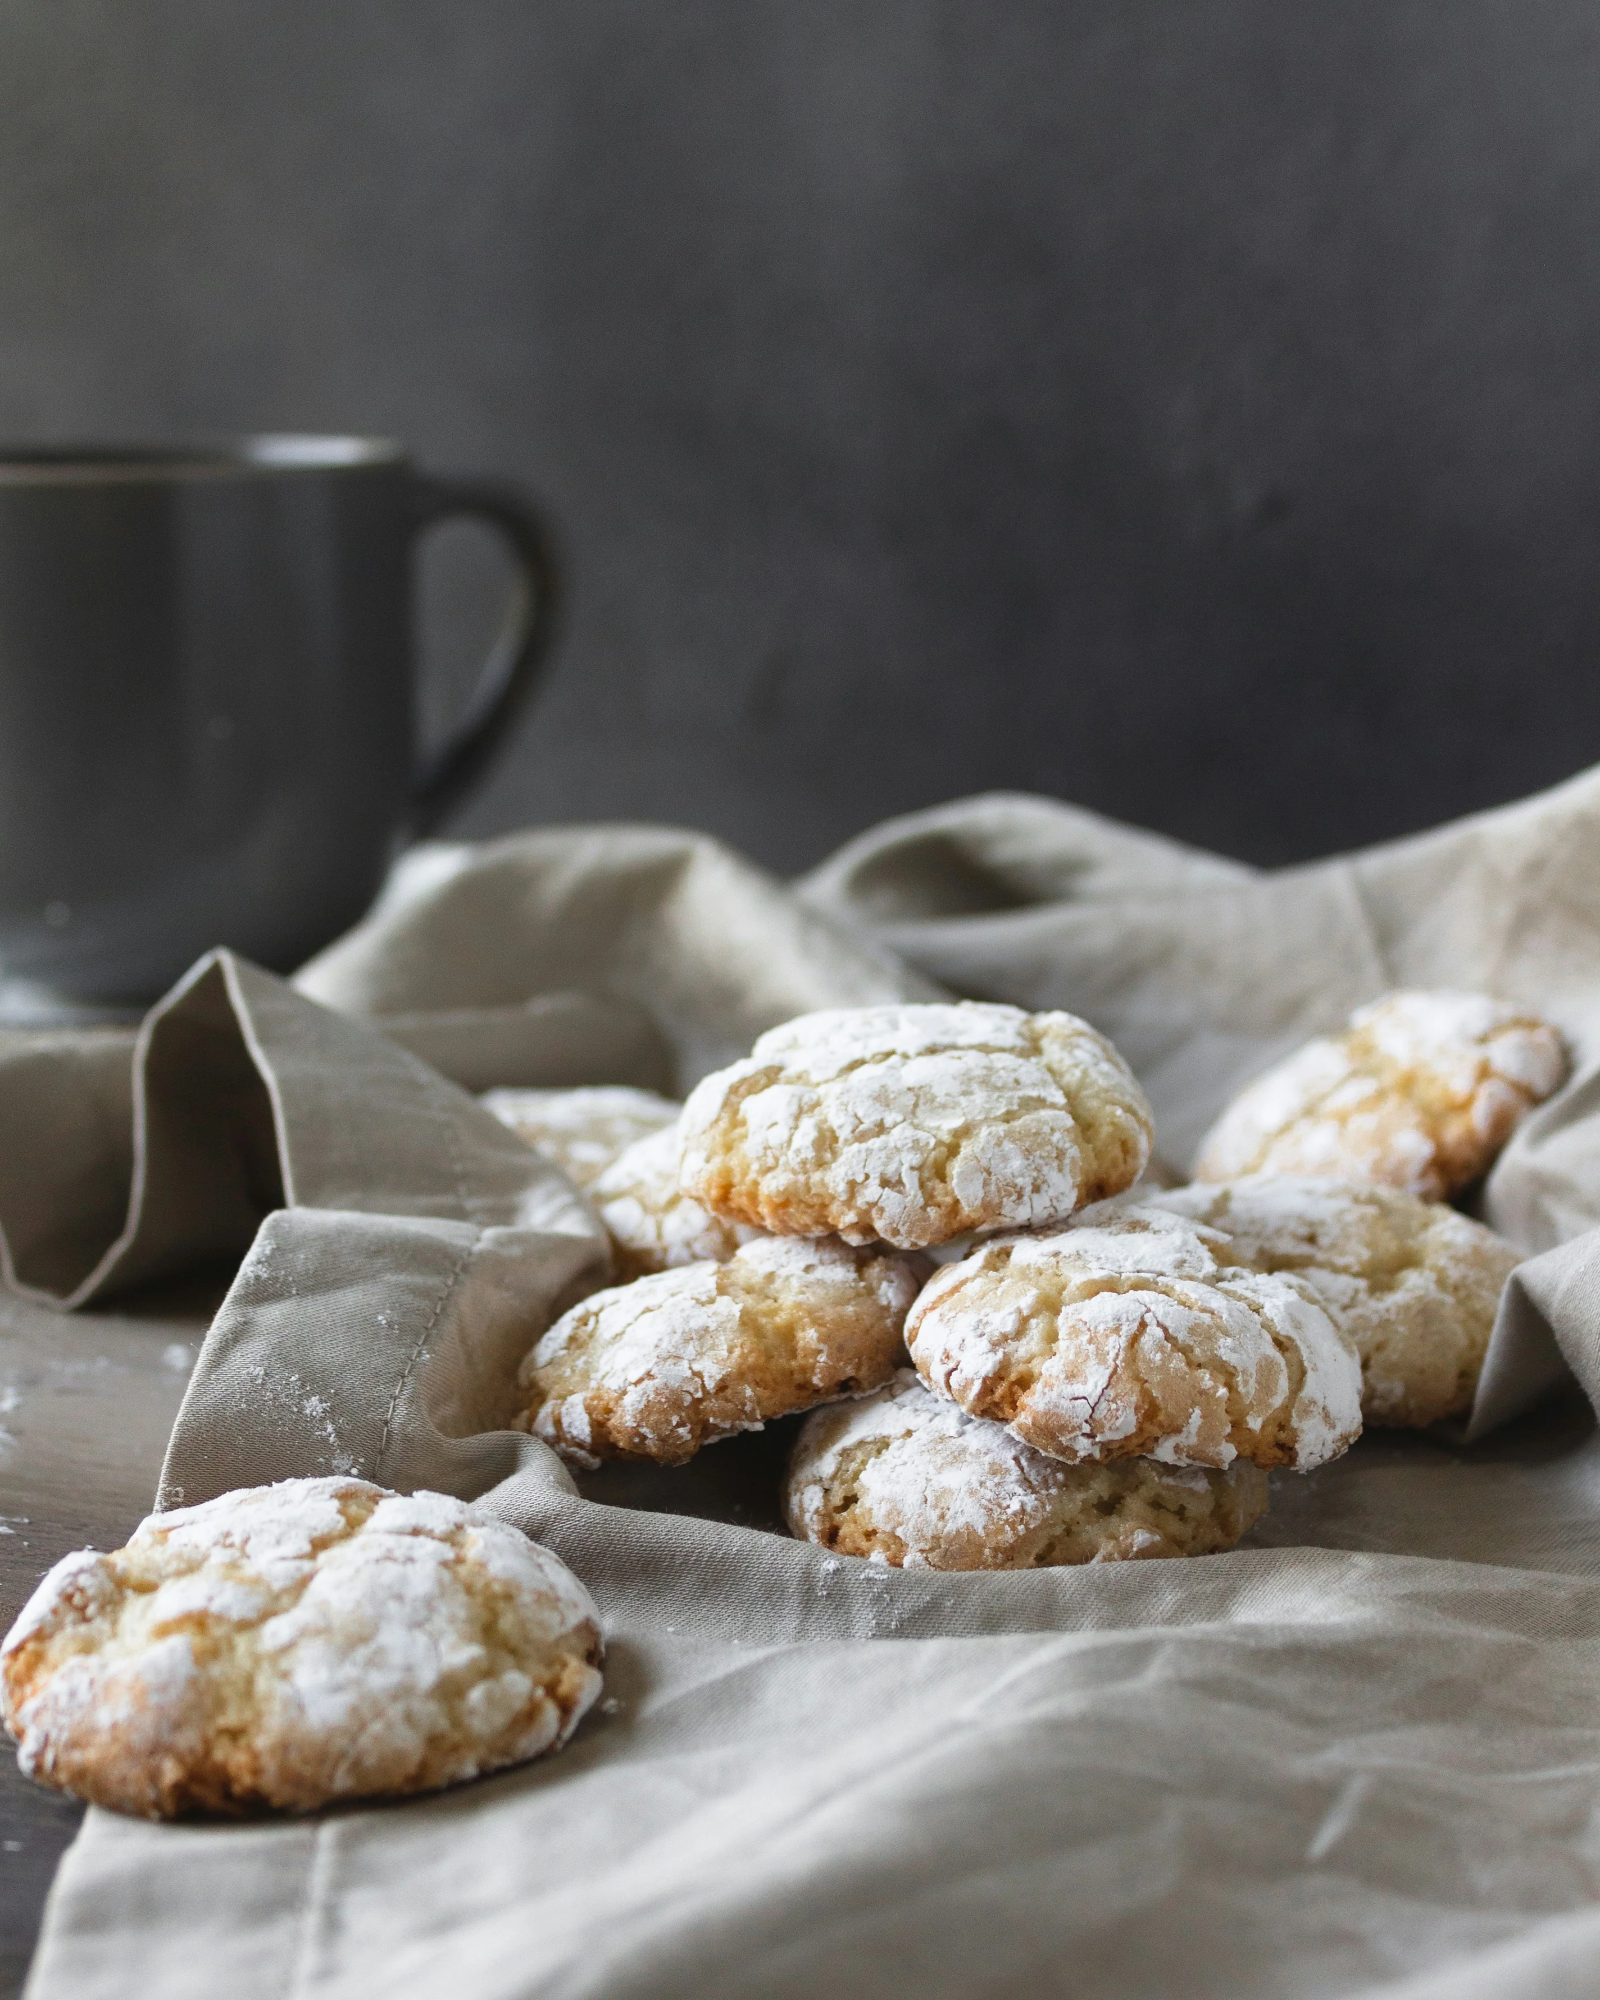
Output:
[{"xmin": 0, "ymin": 1277, "xmax": 217, "ymax": 1998}]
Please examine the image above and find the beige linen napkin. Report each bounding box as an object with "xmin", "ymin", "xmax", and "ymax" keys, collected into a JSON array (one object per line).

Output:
[{"xmin": 16, "ymin": 795, "xmax": 1600, "ymax": 2000}]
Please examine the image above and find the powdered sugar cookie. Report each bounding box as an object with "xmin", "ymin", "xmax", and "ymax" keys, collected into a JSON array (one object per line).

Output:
[
  {"xmin": 592, "ymin": 1125, "xmax": 763, "ymax": 1279},
  {"xmin": 1, "ymin": 1478, "xmax": 602, "ymax": 1819},
  {"xmin": 786, "ymin": 1370, "xmax": 1269, "ymax": 1569},
  {"xmin": 906, "ymin": 1203, "xmax": 1362, "ymax": 1470},
  {"xmin": 1193, "ymin": 991, "xmax": 1566, "ymax": 1199},
  {"xmin": 479, "ymin": 1085, "xmax": 679, "ymax": 1188},
  {"xmin": 1147, "ymin": 1176, "xmax": 1519, "ymax": 1428},
  {"xmin": 678, "ymin": 1001, "xmax": 1153, "ymax": 1250},
  {"xmin": 520, "ymin": 1235, "xmax": 922, "ymax": 1467}
]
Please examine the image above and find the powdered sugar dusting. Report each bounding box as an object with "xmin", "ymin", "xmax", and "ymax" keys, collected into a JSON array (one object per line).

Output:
[
  {"xmin": 521, "ymin": 1234, "xmax": 920, "ymax": 1466},
  {"xmin": 594, "ymin": 1124, "xmax": 762, "ymax": 1274},
  {"xmin": 1142, "ymin": 1175, "xmax": 1520, "ymax": 1428},
  {"xmin": 1194, "ymin": 990, "xmax": 1567, "ymax": 1198},
  {"xmin": 679, "ymin": 1001, "xmax": 1153, "ymax": 1249},
  {"xmin": 480, "ymin": 1086, "xmax": 679, "ymax": 1189},
  {"xmin": 531, "ymin": 1262, "xmax": 746, "ymax": 1463},
  {"xmin": 786, "ymin": 1370, "xmax": 1268, "ymax": 1569},
  {"xmin": 0, "ymin": 1477, "xmax": 602, "ymax": 1817},
  {"xmin": 906, "ymin": 1203, "xmax": 1362, "ymax": 1472}
]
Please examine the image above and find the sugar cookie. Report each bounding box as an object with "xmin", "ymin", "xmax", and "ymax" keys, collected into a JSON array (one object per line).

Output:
[
  {"xmin": 1147, "ymin": 1176, "xmax": 1519, "ymax": 1428},
  {"xmin": 520, "ymin": 1235, "xmax": 921, "ymax": 1467},
  {"xmin": 1193, "ymin": 991, "xmax": 1566, "ymax": 1199},
  {"xmin": 786, "ymin": 1370, "xmax": 1269, "ymax": 1569},
  {"xmin": 678, "ymin": 1001, "xmax": 1153, "ymax": 1250},
  {"xmin": 906, "ymin": 1204, "xmax": 1362, "ymax": 1470},
  {"xmin": 479, "ymin": 1085, "xmax": 679, "ymax": 1188},
  {"xmin": 592, "ymin": 1125, "xmax": 762, "ymax": 1278},
  {"xmin": 1, "ymin": 1478, "xmax": 602, "ymax": 1819}
]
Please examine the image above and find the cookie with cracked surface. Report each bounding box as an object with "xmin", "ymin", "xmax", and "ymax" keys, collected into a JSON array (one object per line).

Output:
[
  {"xmin": 677, "ymin": 1001, "xmax": 1153, "ymax": 1251},
  {"xmin": 1145, "ymin": 1176, "xmax": 1519, "ymax": 1429},
  {"xmin": 1193, "ymin": 991, "xmax": 1566, "ymax": 1199},
  {"xmin": 1, "ymin": 1478, "xmax": 603, "ymax": 1820},
  {"xmin": 479, "ymin": 1085, "xmax": 679, "ymax": 1188},
  {"xmin": 593, "ymin": 1124, "xmax": 763, "ymax": 1279},
  {"xmin": 519, "ymin": 1234, "xmax": 922, "ymax": 1468},
  {"xmin": 786, "ymin": 1370, "xmax": 1270, "ymax": 1569},
  {"xmin": 906, "ymin": 1203, "xmax": 1362, "ymax": 1470}
]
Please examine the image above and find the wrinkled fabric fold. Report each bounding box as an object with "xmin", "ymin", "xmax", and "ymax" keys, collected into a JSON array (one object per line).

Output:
[{"xmin": 18, "ymin": 780, "xmax": 1600, "ymax": 2000}]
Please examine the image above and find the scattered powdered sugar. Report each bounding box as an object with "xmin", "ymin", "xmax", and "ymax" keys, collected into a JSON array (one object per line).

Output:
[{"xmin": 239, "ymin": 1364, "xmax": 358, "ymax": 1477}]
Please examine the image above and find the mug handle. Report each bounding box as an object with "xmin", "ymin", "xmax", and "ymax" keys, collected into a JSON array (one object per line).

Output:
[{"xmin": 407, "ymin": 473, "xmax": 561, "ymax": 835}]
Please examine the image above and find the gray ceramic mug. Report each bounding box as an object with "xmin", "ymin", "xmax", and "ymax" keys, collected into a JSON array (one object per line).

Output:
[{"xmin": 0, "ymin": 435, "xmax": 558, "ymax": 1021}]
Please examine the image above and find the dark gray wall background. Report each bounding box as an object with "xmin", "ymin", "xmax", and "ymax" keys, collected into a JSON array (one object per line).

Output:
[{"xmin": 2, "ymin": 0, "xmax": 1599, "ymax": 874}]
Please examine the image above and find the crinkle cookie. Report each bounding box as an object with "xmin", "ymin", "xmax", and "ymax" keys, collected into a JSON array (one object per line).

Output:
[
  {"xmin": 479, "ymin": 1085, "xmax": 679, "ymax": 1188},
  {"xmin": 906, "ymin": 1204, "xmax": 1362, "ymax": 1470},
  {"xmin": 0, "ymin": 1478, "xmax": 602, "ymax": 1820},
  {"xmin": 1193, "ymin": 991, "xmax": 1567, "ymax": 1199},
  {"xmin": 678, "ymin": 1001, "xmax": 1153, "ymax": 1250},
  {"xmin": 593, "ymin": 1125, "xmax": 763, "ymax": 1279},
  {"xmin": 786, "ymin": 1370, "xmax": 1270, "ymax": 1570},
  {"xmin": 1145, "ymin": 1176, "xmax": 1519, "ymax": 1429},
  {"xmin": 519, "ymin": 1235, "xmax": 922, "ymax": 1468}
]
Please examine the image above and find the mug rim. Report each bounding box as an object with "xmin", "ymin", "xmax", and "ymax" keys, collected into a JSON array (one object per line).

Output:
[{"xmin": 0, "ymin": 435, "xmax": 406, "ymax": 483}]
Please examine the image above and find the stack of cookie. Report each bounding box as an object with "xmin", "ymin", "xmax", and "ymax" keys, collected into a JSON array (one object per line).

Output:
[
  {"xmin": 513, "ymin": 1003, "xmax": 1149, "ymax": 1467},
  {"xmin": 507, "ymin": 991, "xmax": 1565, "ymax": 1574}
]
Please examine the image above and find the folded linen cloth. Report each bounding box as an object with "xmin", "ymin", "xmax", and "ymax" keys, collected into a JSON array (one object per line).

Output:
[{"xmin": 17, "ymin": 778, "xmax": 1600, "ymax": 2000}]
